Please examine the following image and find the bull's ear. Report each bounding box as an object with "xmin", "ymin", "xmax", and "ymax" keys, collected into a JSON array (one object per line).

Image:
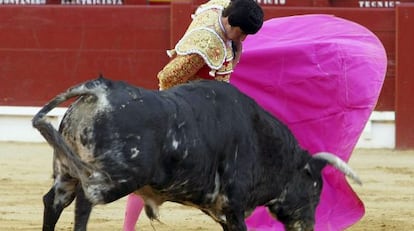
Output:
[{"xmin": 304, "ymin": 158, "xmax": 327, "ymax": 177}]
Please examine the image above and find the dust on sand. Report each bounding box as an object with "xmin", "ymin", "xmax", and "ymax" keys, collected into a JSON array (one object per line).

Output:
[{"xmin": 1, "ymin": 142, "xmax": 413, "ymax": 230}]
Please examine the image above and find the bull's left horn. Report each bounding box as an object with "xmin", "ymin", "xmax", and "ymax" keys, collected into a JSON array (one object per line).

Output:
[{"xmin": 313, "ymin": 152, "xmax": 362, "ymax": 185}]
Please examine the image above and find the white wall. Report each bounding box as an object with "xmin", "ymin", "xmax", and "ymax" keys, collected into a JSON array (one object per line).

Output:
[
  {"xmin": 356, "ymin": 111, "xmax": 395, "ymax": 149},
  {"xmin": 0, "ymin": 106, "xmax": 66, "ymax": 143},
  {"xmin": 0, "ymin": 106, "xmax": 396, "ymax": 149}
]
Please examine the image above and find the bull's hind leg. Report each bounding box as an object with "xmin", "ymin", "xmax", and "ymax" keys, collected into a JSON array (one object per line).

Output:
[
  {"xmin": 43, "ymin": 173, "xmax": 78, "ymax": 231},
  {"xmin": 74, "ymin": 184, "xmax": 93, "ymax": 231}
]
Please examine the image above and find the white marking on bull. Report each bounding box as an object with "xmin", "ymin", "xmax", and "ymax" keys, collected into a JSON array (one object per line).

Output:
[
  {"xmin": 234, "ymin": 145, "xmax": 239, "ymax": 161},
  {"xmin": 94, "ymin": 85, "xmax": 111, "ymax": 113},
  {"xmin": 131, "ymin": 147, "xmax": 140, "ymax": 158},
  {"xmin": 178, "ymin": 121, "xmax": 186, "ymax": 128},
  {"xmin": 162, "ymin": 180, "xmax": 189, "ymax": 193},
  {"xmin": 206, "ymin": 172, "xmax": 220, "ymax": 202},
  {"xmin": 55, "ymin": 159, "xmax": 62, "ymax": 173},
  {"xmin": 268, "ymin": 189, "xmax": 287, "ymax": 205},
  {"xmin": 216, "ymin": 194, "xmax": 229, "ymax": 209},
  {"xmin": 53, "ymin": 176, "xmax": 75, "ymax": 208},
  {"xmin": 224, "ymin": 163, "xmax": 229, "ymax": 171},
  {"xmin": 71, "ymin": 84, "xmax": 111, "ymax": 113},
  {"xmin": 292, "ymin": 221, "xmax": 305, "ymax": 231},
  {"xmin": 172, "ymin": 138, "xmax": 179, "ymax": 150},
  {"xmin": 84, "ymin": 171, "xmax": 112, "ymax": 204},
  {"xmin": 204, "ymin": 193, "xmax": 229, "ymax": 223},
  {"xmin": 85, "ymin": 184, "xmax": 105, "ymax": 204},
  {"xmin": 183, "ymin": 149, "xmax": 189, "ymax": 159},
  {"xmin": 146, "ymin": 199, "xmax": 160, "ymax": 218}
]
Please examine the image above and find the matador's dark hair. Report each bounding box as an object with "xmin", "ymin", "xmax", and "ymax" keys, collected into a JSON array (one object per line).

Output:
[{"xmin": 222, "ymin": 0, "xmax": 264, "ymax": 35}]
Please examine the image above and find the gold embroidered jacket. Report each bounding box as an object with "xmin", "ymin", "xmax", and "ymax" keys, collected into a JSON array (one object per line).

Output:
[{"xmin": 157, "ymin": 0, "xmax": 234, "ymax": 90}]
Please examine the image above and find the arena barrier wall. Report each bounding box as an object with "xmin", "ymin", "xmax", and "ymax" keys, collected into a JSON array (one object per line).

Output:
[{"xmin": 0, "ymin": 0, "xmax": 413, "ymax": 148}]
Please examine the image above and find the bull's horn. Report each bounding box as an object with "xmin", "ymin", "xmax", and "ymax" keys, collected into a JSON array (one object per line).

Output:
[{"xmin": 313, "ymin": 152, "xmax": 362, "ymax": 185}]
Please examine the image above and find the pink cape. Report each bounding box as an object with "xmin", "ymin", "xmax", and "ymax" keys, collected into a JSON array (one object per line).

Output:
[{"xmin": 230, "ymin": 14, "xmax": 387, "ymax": 230}]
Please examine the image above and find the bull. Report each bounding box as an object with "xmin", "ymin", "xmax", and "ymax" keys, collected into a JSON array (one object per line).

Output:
[{"xmin": 32, "ymin": 77, "xmax": 361, "ymax": 231}]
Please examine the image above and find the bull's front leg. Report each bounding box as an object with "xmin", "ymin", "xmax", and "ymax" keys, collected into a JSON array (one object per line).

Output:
[{"xmin": 222, "ymin": 207, "xmax": 247, "ymax": 231}]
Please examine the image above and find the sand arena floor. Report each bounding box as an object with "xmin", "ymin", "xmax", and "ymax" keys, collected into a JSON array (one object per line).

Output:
[{"xmin": 1, "ymin": 142, "xmax": 413, "ymax": 230}]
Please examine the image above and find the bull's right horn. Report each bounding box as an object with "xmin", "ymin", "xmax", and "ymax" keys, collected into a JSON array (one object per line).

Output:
[{"xmin": 313, "ymin": 152, "xmax": 362, "ymax": 185}]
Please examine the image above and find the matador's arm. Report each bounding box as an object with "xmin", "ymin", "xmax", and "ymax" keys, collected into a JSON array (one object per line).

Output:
[{"xmin": 157, "ymin": 54, "xmax": 205, "ymax": 90}]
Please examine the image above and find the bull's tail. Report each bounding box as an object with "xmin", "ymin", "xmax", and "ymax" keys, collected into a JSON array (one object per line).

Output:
[{"xmin": 32, "ymin": 78, "xmax": 108, "ymax": 177}]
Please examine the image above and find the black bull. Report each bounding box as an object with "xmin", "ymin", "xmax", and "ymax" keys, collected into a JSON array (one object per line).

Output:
[{"xmin": 32, "ymin": 77, "xmax": 361, "ymax": 231}]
